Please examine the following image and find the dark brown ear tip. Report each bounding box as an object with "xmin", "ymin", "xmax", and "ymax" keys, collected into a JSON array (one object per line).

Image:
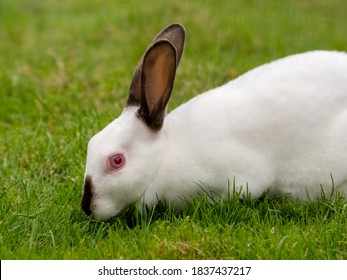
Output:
[
  {"xmin": 163, "ymin": 23, "xmax": 186, "ymax": 43},
  {"xmin": 154, "ymin": 23, "xmax": 186, "ymax": 44},
  {"xmin": 158, "ymin": 23, "xmax": 185, "ymax": 67},
  {"xmin": 167, "ymin": 22, "xmax": 186, "ymax": 35}
]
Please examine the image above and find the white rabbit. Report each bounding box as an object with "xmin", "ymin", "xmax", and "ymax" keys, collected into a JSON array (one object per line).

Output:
[{"xmin": 81, "ymin": 23, "xmax": 347, "ymax": 220}]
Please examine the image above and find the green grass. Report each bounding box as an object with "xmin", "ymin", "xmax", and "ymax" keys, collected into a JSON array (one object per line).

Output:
[{"xmin": 1, "ymin": 0, "xmax": 347, "ymax": 259}]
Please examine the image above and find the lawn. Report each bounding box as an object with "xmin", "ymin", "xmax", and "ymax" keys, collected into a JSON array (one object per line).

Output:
[{"xmin": 1, "ymin": 0, "xmax": 347, "ymax": 259}]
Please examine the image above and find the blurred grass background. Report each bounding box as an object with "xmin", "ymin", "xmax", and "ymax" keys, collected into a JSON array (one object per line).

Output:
[{"xmin": 1, "ymin": 0, "xmax": 347, "ymax": 259}]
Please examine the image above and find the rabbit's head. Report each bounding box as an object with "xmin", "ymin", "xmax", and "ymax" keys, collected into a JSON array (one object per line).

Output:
[{"xmin": 81, "ymin": 23, "xmax": 185, "ymax": 220}]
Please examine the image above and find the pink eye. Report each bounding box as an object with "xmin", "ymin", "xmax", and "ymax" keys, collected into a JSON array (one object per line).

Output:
[{"xmin": 108, "ymin": 153, "xmax": 126, "ymax": 171}]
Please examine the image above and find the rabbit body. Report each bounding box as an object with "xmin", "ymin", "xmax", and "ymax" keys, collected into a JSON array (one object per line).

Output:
[
  {"xmin": 143, "ymin": 50, "xmax": 347, "ymax": 209},
  {"xmin": 82, "ymin": 23, "xmax": 347, "ymax": 220}
]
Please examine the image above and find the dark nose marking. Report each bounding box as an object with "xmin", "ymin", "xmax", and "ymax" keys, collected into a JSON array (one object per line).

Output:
[{"xmin": 81, "ymin": 175, "xmax": 93, "ymax": 216}]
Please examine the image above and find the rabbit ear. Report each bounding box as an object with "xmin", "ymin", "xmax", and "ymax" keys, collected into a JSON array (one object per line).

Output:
[
  {"xmin": 127, "ymin": 23, "xmax": 185, "ymax": 108},
  {"xmin": 150, "ymin": 23, "xmax": 185, "ymax": 67},
  {"xmin": 138, "ymin": 40, "xmax": 176, "ymax": 130}
]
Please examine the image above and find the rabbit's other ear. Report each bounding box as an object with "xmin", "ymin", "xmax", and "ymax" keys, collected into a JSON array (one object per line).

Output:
[
  {"xmin": 138, "ymin": 40, "xmax": 176, "ymax": 130},
  {"xmin": 127, "ymin": 23, "xmax": 185, "ymax": 108}
]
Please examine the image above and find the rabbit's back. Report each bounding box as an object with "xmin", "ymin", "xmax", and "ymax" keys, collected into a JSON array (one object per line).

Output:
[{"xmin": 161, "ymin": 51, "xmax": 347, "ymax": 201}]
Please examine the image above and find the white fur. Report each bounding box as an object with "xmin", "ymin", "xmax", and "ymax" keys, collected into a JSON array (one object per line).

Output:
[
  {"xmin": 143, "ymin": 50, "xmax": 347, "ymax": 208},
  {"xmin": 84, "ymin": 49, "xmax": 347, "ymax": 220}
]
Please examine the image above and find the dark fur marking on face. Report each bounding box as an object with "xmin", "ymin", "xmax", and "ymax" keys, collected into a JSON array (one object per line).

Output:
[{"xmin": 81, "ymin": 175, "xmax": 93, "ymax": 216}]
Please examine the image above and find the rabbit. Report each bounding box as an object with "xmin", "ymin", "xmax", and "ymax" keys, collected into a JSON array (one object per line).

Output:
[{"xmin": 81, "ymin": 23, "xmax": 347, "ymax": 221}]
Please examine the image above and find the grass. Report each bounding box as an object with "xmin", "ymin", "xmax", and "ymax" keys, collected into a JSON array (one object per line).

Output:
[{"xmin": 1, "ymin": 0, "xmax": 347, "ymax": 259}]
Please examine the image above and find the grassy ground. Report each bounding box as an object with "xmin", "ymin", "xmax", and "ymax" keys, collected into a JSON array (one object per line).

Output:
[{"xmin": 1, "ymin": 0, "xmax": 347, "ymax": 259}]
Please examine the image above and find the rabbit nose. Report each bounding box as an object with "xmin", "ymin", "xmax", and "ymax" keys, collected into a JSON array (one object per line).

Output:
[{"xmin": 81, "ymin": 175, "xmax": 93, "ymax": 216}]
